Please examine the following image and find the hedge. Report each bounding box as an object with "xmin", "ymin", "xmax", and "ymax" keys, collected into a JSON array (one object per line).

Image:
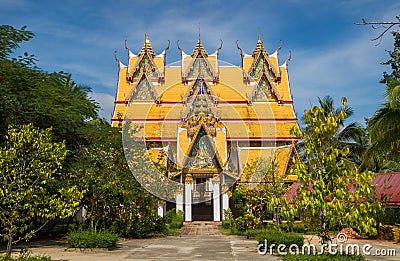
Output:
[{"xmin": 66, "ymin": 229, "xmax": 118, "ymax": 248}]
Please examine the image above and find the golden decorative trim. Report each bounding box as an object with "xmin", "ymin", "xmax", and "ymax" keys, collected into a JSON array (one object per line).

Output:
[{"xmin": 185, "ymin": 174, "xmax": 193, "ymax": 184}]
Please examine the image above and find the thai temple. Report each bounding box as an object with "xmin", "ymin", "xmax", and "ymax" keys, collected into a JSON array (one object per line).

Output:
[{"xmin": 111, "ymin": 33, "xmax": 300, "ymax": 222}]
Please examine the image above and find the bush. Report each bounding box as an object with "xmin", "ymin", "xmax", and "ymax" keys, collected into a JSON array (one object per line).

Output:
[
  {"xmin": 281, "ymin": 224, "xmax": 307, "ymax": 234},
  {"xmin": 221, "ymin": 219, "xmax": 230, "ymax": 229},
  {"xmin": 66, "ymin": 229, "xmax": 118, "ymax": 248},
  {"xmin": 280, "ymin": 253, "xmax": 366, "ymax": 260},
  {"xmin": 235, "ymin": 213, "xmax": 259, "ymax": 232},
  {"xmin": 222, "ymin": 208, "xmax": 236, "ymax": 232},
  {"xmin": 376, "ymin": 207, "xmax": 400, "ymax": 225},
  {"xmin": 169, "ymin": 211, "xmax": 184, "ymax": 229},
  {"xmin": 164, "ymin": 208, "xmax": 177, "ymax": 224},
  {"xmin": 163, "ymin": 209, "xmax": 184, "ymax": 230},
  {"xmin": 257, "ymin": 229, "xmax": 303, "ymax": 249},
  {"xmin": 245, "ymin": 229, "xmax": 266, "ymax": 238},
  {"xmin": 111, "ymin": 214, "xmax": 165, "ymax": 238}
]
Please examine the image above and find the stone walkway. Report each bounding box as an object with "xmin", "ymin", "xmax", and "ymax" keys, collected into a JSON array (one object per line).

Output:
[
  {"xmin": 12, "ymin": 222, "xmax": 278, "ymax": 261},
  {"xmin": 5, "ymin": 223, "xmax": 398, "ymax": 260}
]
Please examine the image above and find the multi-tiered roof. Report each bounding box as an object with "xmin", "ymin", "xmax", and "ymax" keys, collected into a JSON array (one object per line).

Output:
[{"xmin": 112, "ymin": 33, "xmax": 299, "ymax": 181}]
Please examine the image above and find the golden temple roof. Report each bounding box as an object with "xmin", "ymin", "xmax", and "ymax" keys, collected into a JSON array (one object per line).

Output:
[
  {"xmin": 112, "ymin": 33, "xmax": 299, "ymax": 179},
  {"xmin": 138, "ymin": 34, "xmax": 155, "ymax": 57}
]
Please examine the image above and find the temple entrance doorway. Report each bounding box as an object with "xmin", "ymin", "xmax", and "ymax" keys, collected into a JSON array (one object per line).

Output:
[{"xmin": 192, "ymin": 177, "xmax": 213, "ymax": 221}]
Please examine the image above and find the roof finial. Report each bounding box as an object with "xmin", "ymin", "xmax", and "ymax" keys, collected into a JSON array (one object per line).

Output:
[
  {"xmin": 282, "ymin": 50, "xmax": 292, "ymax": 69},
  {"xmin": 114, "ymin": 50, "xmax": 118, "ymax": 62},
  {"xmin": 258, "ymin": 27, "xmax": 261, "ymax": 42},
  {"xmin": 139, "ymin": 33, "xmax": 154, "ymax": 56},
  {"xmin": 216, "ymin": 39, "xmax": 223, "ymax": 55},
  {"xmin": 198, "ymin": 23, "xmax": 201, "ymax": 43},
  {"xmin": 164, "ymin": 40, "xmax": 170, "ymax": 51},
  {"xmin": 114, "ymin": 50, "xmax": 126, "ymax": 69},
  {"xmin": 177, "ymin": 40, "xmax": 183, "ymax": 53},
  {"xmin": 124, "ymin": 39, "xmax": 129, "ymax": 51},
  {"xmin": 236, "ymin": 40, "xmax": 244, "ymax": 57}
]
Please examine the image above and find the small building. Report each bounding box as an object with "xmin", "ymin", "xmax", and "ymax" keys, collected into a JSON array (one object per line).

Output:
[{"xmin": 111, "ymin": 33, "xmax": 299, "ymax": 222}]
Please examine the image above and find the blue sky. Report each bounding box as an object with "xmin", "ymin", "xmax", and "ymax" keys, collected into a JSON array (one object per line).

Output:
[{"xmin": 1, "ymin": 0, "xmax": 399, "ymax": 124}]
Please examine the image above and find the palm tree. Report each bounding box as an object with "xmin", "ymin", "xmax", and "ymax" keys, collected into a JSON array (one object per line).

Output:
[
  {"xmin": 298, "ymin": 95, "xmax": 368, "ymax": 168},
  {"xmin": 364, "ymin": 78, "xmax": 400, "ymax": 171}
]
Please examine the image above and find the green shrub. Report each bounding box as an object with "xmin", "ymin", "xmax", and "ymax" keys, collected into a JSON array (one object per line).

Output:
[
  {"xmin": 235, "ymin": 213, "xmax": 259, "ymax": 232},
  {"xmin": 292, "ymin": 225, "xmax": 306, "ymax": 234},
  {"xmin": 164, "ymin": 208, "xmax": 177, "ymax": 224},
  {"xmin": 376, "ymin": 207, "xmax": 400, "ymax": 225},
  {"xmin": 111, "ymin": 214, "xmax": 165, "ymax": 238},
  {"xmin": 169, "ymin": 211, "xmax": 184, "ymax": 229},
  {"xmin": 66, "ymin": 229, "xmax": 118, "ymax": 248},
  {"xmin": 221, "ymin": 219, "xmax": 230, "ymax": 229},
  {"xmin": 257, "ymin": 229, "xmax": 303, "ymax": 249},
  {"xmin": 281, "ymin": 224, "xmax": 307, "ymax": 234},
  {"xmin": 280, "ymin": 253, "xmax": 366, "ymax": 260},
  {"xmin": 245, "ymin": 229, "xmax": 267, "ymax": 238}
]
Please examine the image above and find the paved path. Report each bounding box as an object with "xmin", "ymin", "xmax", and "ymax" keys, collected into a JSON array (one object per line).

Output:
[
  {"xmin": 6, "ymin": 223, "xmax": 398, "ymax": 260},
  {"xmin": 10, "ymin": 222, "xmax": 278, "ymax": 261}
]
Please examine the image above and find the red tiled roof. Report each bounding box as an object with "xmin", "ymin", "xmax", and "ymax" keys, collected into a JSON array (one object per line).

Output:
[
  {"xmin": 284, "ymin": 172, "xmax": 400, "ymax": 206},
  {"xmin": 283, "ymin": 182, "xmax": 302, "ymax": 204},
  {"xmin": 372, "ymin": 172, "xmax": 400, "ymax": 206}
]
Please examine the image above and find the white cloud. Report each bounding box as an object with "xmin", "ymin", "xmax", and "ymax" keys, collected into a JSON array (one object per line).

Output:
[
  {"xmin": 89, "ymin": 92, "xmax": 115, "ymax": 120},
  {"xmin": 289, "ymin": 30, "xmax": 393, "ymax": 124}
]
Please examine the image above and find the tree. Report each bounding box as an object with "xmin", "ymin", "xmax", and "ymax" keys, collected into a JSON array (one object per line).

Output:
[
  {"xmin": 0, "ymin": 24, "xmax": 99, "ymax": 147},
  {"xmin": 298, "ymin": 96, "xmax": 368, "ymax": 168},
  {"xmin": 290, "ymin": 98, "xmax": 380, "ymax": 245},
  {"xmin": 0, "ymin": 25, "xmax": 34, "ymax": 63},
  {"xmin": 66, "ymin": 120, "xmax": 163, "ymax": 237},
  {"xmin": 233, "ymin": 157, "xmax": 291, "ymax": 227},
  {"xmin": 355, "ymin": 16, "xmax": 400, "ymax": 45},
  {"xmin": 364, "ymin": 32, "xmax": 400, "ymax": 172},
  {"xmin": 0, "ymin": 124, "xmax": 84, "ymax": 255}
]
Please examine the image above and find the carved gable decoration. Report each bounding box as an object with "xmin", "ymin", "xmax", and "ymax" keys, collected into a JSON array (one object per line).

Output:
[
  {"xmin": 182, "ymin": 121, "xmax": 223, "ymax": 171},
  {"xmin": 252, "ymin": 74, "xmax": 272, "ymax": 101},
  {"xmin": 129, "ymin": 73, "xmax": 158, "ymax": 101},
  {"xmin": 131, "ymin": 53, "xmax": 159, "ymax": 79},
  {"xmin": 186, "ymin": 127, "xmax": 220, "ymax": 169},
  {"xmin": 183, "ymin": 79, "xmax": 217, "ymax": 118},
  {"xmin": 251, "ymin": 73, "xmax": 280, "ymax": 102},
  {"xmin": 182, "ymin": 41, "xmax": 217, "ymax": 81},
  {"xmin": 130, "ymin": 35, "xmax": 160, "ymax": 80}
]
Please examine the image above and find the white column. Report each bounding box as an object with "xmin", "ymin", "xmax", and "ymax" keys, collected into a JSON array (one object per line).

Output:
[
  {"xmin": 157, "ymin": 205, "xmax": 164, "ymax": 217},
  {"xmin": 213, "ymin": 182, "xmax": 221, "ymax": 222},
  {"xmin": 184, "ymin": 176, "xmax": 192, "ymax": 222},
  {"xmin": 176, "ymin": 193, "xmax": 184, "ymax": 212},
  {"xmin": 222, "ymin": 193, "xmax": 229, "ymax": 219}
]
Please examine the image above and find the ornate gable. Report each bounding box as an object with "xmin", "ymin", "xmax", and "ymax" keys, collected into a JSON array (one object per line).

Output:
[
  {"xmin": 185, "ymin": 127, "xmax": 220, "ymax": 169},
  {"xmin": 247, "ymin": 38, "xmax": 279, "ymax": 81},
  {"xmin": 183, "ymin": 79, "xmax": 218, "ymax": 118},
  {"xmin": 251, "ymin": 73, "xmax": 279, "ymax": 102},
  {"xmin": 182, "ymin": 115, "xmax": 224, "ymax": 172},
  {"xmin": 181, "ymin": 38, "xmax": 218, "ymax": 81},
  {"xmin": 129, "ymin": 35, "xmax": 160, "ymax": 80},
  {"xmin": 128, "ymin": 72, "xmax": 158, "ymax": 101}
]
